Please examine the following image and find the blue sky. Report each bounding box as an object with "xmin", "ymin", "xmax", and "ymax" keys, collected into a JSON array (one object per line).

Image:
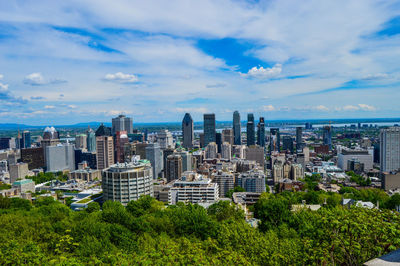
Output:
[{"xmin": 0, "ymin": 0, "xmax": 400, "ymax": 125}]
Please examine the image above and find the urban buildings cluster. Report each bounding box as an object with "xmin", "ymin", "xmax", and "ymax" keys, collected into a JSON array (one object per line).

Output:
[{"xmin": 0, "ymin": 112, "xmax": 400, "ymax": 213}]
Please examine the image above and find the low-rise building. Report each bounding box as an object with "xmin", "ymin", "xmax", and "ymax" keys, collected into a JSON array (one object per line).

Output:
[{"xmin": 69, "ymin": 168, "xmax": 101, "ymax": 182}]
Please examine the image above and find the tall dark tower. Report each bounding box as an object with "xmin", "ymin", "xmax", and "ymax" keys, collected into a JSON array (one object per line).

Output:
[
  {"xmin": 246, "ymin": 113, "xmax": 255, "ymax": 146},
  {"xmin": 257, "ymin": 117, "xmax": 265, "ymax": 147},
  {"xmin": 182, "ymin": 113, "xmax": 194, "ymax": 149},
  {"xmin": 323, "ymin": 126, "xmax": 332, "ymax": 150},
  {"xmin": 233, "ymin": 111, "xmax": 241, "ymax": 145},
  {"xmin": 203, "ymin": 114, "xmax": 216, "ymax": 147},
  {"xmin": 296, "ymin": 127, "xmax": 303, "ymax": 151}
]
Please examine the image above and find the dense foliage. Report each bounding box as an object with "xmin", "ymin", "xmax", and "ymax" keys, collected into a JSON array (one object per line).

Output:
[
  {"xmin": 0, "ymin": 194, "xmax": 399, "ymax": 265},
  {"xmin": 30, "ymin": 172, "xmax": 68, "ymax": 184}
]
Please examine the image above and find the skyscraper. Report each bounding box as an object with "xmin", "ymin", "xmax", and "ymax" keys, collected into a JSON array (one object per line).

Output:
[
  {"xmin": 204, "ymin": 113, "xmax": 216, "ymax": 147},
  {"xmin": 166, "ymin": 154, "xmax": 183, "ymax": 182},
  {"xmin": 86, "ymin": 128, "xmax": 96, "ymax": 152},
  {"xmin": 22, "ymin": 131, "xmax": 31, "ymax": 149},
  {"xmin": 282, "ymin": 136, "xmax": 294, "ymax": 153},
  {"xmin": 296, "ymin": 127, "xmax": 303, "ymax": 151},
  {"xmin": 182, "ymin": 113, "xmax": 194, "ymax": 149},
  {"xmin": 257, "ymin": 117, "xmax": 265, "ymax": 147},
  {"xmin": 112, "ymin": 114, "xmax": 133, "ymax": 135},
  {"xmin": 270, "ymin": 128, "xmax": 280, "ymax": 152},
  {"xmin": 145, "ymin": 143, "xmax": 163, "ymax": 179},
  {"xmin": 96, "ymin": 136, "xmax": 114, "ymax": 170},
  {"xmin": 222, "ymin": 128, "xmax": 234, "ymax": 145},
  {"xmin": 75, "ymin": 134, "xmax": 87, "ymax": 150},
  {"xmin": 46, "ymin": 144, "xmax": 75, "ymax": 172},
  {"xmin": 115, "ymin": 131, "xmax": 129, "ymax": 163},
  {"xmin": 380, "ymin": 127, "xmax": 400, "ymax": 172},
  {"xmin": 221, "ymin": 142, "xmax": 232, "ymax": 160},
  {"xmin": 233, "ymin": 111, "xmax": 241, "ymax": 145},
  {"xmin": 323, "ymin": 126, "xmax": 332, "ymax": 150},
  {"xmin": 246, "ymin": 113, "xmax": 255, "ymax": 146},
  {"xmin": 157, "ymin": 130, "xmax": 173, "ymax": 149}
]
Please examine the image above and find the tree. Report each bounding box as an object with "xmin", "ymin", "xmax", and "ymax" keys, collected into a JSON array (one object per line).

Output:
[
  {"xmin": 225, "ymin": 186, "xmax": 245, "ymax": 198},
  {"xmin": 207, "ymin": 200, "xmax": 244, "ymax": 221},
  {"xmin": 254, "ymin": 195, "xmax": 292, "ymax": 231},
  {"xmin": 86, "ymin": 202, "xmax": 100, "ymax": 213}
]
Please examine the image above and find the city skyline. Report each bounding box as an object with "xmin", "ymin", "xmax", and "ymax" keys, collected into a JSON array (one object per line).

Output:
[{"xmin": 0, "ymin": 1, "xmax": 400, "ymax": 124}]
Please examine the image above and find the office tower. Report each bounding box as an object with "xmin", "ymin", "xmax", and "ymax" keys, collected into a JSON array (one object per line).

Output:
[
  {"xmin": 95, "ymin": 123, "xmax": 112, "ymax": 137},
  {"xmin": 157, "ymin": 130, "xmax": 173, "ymax": 149},
  {"xmin": 75, "ymin": 134, "xmax": 87, "ymax": 150},
  {"xmin": 169, "ymin": 172, "xmax": 219, "ymax": 204},
  {"xmin": 322, "ymin": 126, "xmax": 332, "ymax": 150},
  {"xmin": 75, "ymin": 149, "xmax": 97, "ymax": 169},
  {"xmin": 216, "ymin": 133, "xmax": 222, "ymax": 153},
  {"xmin": 222, "ymin": 128, "xmax": 234, "ymax": 145},
  {"xmin": 20, "ymin": 147, "xmax": 44, "ymax": 169},
  {"xmin": 203, "ymin": 113, "xmax": 216, "ymax": 147},
  {"xmin": 96, "ymin": 136, "xmax": 114, "ymax": 170},
  {"xmin": 270, "ymin": 128, "xmax": 280, "ymax": 152},
  {"xmin": 0, "ymin": 137, "xmax": 16, "ymax": 150},
  {"xmin": 15, "ymin": 131, "xmax": 22, "ymax": 149},
  {"xmin": 338, "ymin": 149, "xmax": 373, "ymax": 171},
  {"xmin": 257, "ymin": 117, "xmax": 265, "ymax": 147},
  {"xmin": 380, "ymin": 127, "xmax": 400, "ymax": 172},
  {"xmin": 22, "ymin": 131, "xmax": 31, "ymax": 149},
  {"xmin": 86, "ymin": 128, "xmax": 96, "ymax": 152},
  {"xmin": 46, "ymin": 144, "xmax": 75, "ymax": 172},
  {"xmin": 282, "ymin": 136, "xmax": 294, "ymax": 153},
  {"xmin": 166, "ymin": 154, "xmax": 183, "ymax": 182},
  {"xmin": 212, "ymin": 171, "xmax": 234, "ymax": 197},
  {"xmin": 102, "ymin": 160, "xmax": 153, "ymax": 205},
  {"xmin": 221, "ymin": 142, "xmax": 232, "ymax": 160},
  {"xmin": 174, "ymin": 150, "xmax": 192, "ymax": 172},
  {"xmin": 205, "ymin": 142, "xmax": 218, "ymax": 159},
  {"xmin": 112, "ymin": 114, "xmax": 133, "ymax": 135},
  {"xmin": 115, "ymin": 131, "xmax": 129, "ymax": 163},
  {"xmin": 246, "ymin": 113, "xmax": 255, "ymax": 146},
  {"xmin": 162, "ymin": 147, "xmax": 175, "ymax": 171},
  {"xmin": 182, "ymin": 113, "xmax": 194, "ymax": 149},
  {"xmin": 291, "ymin": 164, "xmax": 304, "ymax": 180},
  {"xmin": 233, "ymin": 111, "xmax": 241, "ymax": 145},
  {"xmin": 9, "ymin": 163, "xmax": 29, "ymax": 183},
  {"xmin": 145, "ymin": 143, "xmax": 163, "ymax": 179},
  {"xmin": 245, "ymin": 146, "xmax": 265, "ymax": 168},
  {"xmin": 237, "ymin": 170, "xmax": 266, "ymax": 193},
  {"xmin": 41, "ymin": 127, "xmax": 60, "ymax": 162},
  {"xmin": 43, "ymin": 126, "xmax": 59, "ymax": 140},
  {"xmin": 305, "ymin": 122, "xmax": 312, "ymax": 130},
  {"xmin": 233, "ymin": 145, "xmax": 246, "ymax": 159},
  {"xmin": 296, "ymin": 127, "xmax": 303, "ymax": 150}
]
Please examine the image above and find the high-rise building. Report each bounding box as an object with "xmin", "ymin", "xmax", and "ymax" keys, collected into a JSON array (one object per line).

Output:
[
  {"xmin": 205, "ymin": 142, "xmax": 218, "ymax": 159},
  {"xmin": 233, "ymin": 111, "xmax": 241, "ymax": 145},
  {"xmin": 166, "ymin": 154, "xmax": 183, "ymax": 182},
  {"xmin": 96, "ymin": 136, "xmax": 114, "ymax": 170},
  {"xmin": 102, "ymin": 160, "xmax": 153, "ymax": 206},
  {"xmin": 75, "ymin": 134, "xmax": 87, "ymax": 150},
  {"xmin": 174, "ymin": 150, "xmax": 192, "ymax": 172},
  {"xmin": 43, "ymin": 126, "xmax": 59, "ymax": 140},
  {"xmin": 86, "ymin": 129, "xmax": 96, "ymax": 152},
  {"xmin": 212, "ymin": 171, "xmax": 234, "ymax": 197},
  {"xmin": 270, "ymin": 128, "xmax": 280, "ymax": 152},
  {"xmin": 157, "ymin": 130, "xmax": 174, "ymax": 149},
  {"xmin": 46, "ymin": 144, "xmax": 75, "ymax": 172},
  {"xmin": 323, "ymin": 126, "xmax": 332, "ymax": 150},
  {"xmin": 22, "ymin": 131, "xmax": 31, "ymax": 149},
  {"xmin": 112, "ymin": 114, "xmax": 133, "ymax": 135},
  {"xmin": 182, "ymin": 113, "xmax": 194, "ymax": 149},
  {"xmin": 75, "ymin": 149, "xmax": 97, "ymax": 169},
  {"xmin": 237, "ymin": 170, "xmax": 266, "ymax": 193},
  {"xmin": 216, "ymin": 132, "xmax": 222, "ymax": 153},
  {"xmin": 291, "ymin": 164, "xmax": 304, "ymax": 180},
  {"xmin": 203, "ymin": 114, "xmax": 216, "ymax": 147},
  {"xmin": 222, "ymin": 128, "xmax": 234, "ymax": 145},
  {"xmin": 380, "ymin": 127, "xmax": 400, "ymax": 172},
  {"xmin": 257, "ymin": 117, "xmax": 265, "ymax": 147},
  {"xmin": 169, "ymin": 172, "xmax": 219, "ymax": 205},
  {"xmin": 282, "ymin": 136, "xmax": 294, "ymax": 153},
  {"xmin": 221, "ymin": 142, "xmax": 232, "ymax": 160},
  {"xmin": 246, "ymin": 113, "xmax": 255, "ymax": 146},
  {"xmin": 115, "ymin": 131, "xmax": 129, "ymax": 163},
  {"xmin": 15, "ymin": 131, "xmax": 22, "ymax": 150},
  {"xmin": 145, "ymin": 143, "xmax": 163, "ymax": 179},
  {"xmin": 41, "ymin": 127, "xmax": 60, "ymax": 163},
  {"xmin": 21, "ymin": 147, "xmax": 44, "ymax": 170},
  {"xmin": 296, "ymin": 127, "xmax": 303, "ymax": 150},
  {"xmin": 0, "ymin": 137, "xmax": 16, "ymax": 150},
  {"xmin": 95, "ymin": 123, "xmax": 112, "ymax": 137},
  {"xmin": 245, "ymin": 145, "xmax": 265, "ymax": 168},
  {"xmin": 9, "ymin": 163, "xmax": 29, "ymax": 183}
]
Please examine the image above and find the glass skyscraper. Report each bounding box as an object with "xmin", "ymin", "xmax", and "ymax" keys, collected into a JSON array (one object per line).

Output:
[
  {"xmin": 233, "ymin": 111, "xmax": 241, "ymax": 145},
  {"xmin": 246, "ymin": 113, "xmax": 255, "ymax": 146},
  {"xmin": 257, "ymin": 117, "xmax": 265, "ymax": 147},
  {"xmin": 203, "ymin": 113, "xmax": 216, "ymax": 147}
]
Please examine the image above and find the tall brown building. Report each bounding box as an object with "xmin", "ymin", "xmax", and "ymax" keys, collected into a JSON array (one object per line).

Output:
[
  {"xmin": 115, "ymin": 131, "xmax": 129, "ymax": 163},
  {"xmin": 166, "ymin": 154, "xmax": 183, "ymax": 182},
  {"xmin": 20, "ymin": 147, "xmax": 45, "ymax": 169},
  {"xmin": 96, "ymin": 136, "xmax": 114, "ymax": 170}
]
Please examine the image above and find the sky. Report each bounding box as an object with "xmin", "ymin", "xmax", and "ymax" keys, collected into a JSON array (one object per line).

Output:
[{"xmin": 0, "ymin": 0, "xmax": 400, "ymax": 125}]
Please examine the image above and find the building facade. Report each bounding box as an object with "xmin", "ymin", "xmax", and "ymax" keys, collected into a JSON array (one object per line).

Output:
[
  {"xmin": 246, "ymin": 113, "xmax": 255, "ymax": 146},
  {"xmin": 380, "ymin": 127, "xmax": 400, "ymax": 172},
  {"xmin": 112, "ymin": 114, "xmax": 133, "ymax": 135},
  {"xmin": 96, "ymin": 136, "xmax": 114, "ymax": 170},
  {"xmin": 182, "ymin": 113, "xmax": 194, "ymax": 149},
  {"xmin": 203, "ymin": 113, "xmax": 216, "ymax": 147},
  {"xmin": 233, "ymin": 111, "xmax": 241, "ymax": 145}
]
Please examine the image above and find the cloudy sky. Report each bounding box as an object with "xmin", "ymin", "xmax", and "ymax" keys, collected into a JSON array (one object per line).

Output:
[{"xmin": 0, "ymin": 0, "xmax": 400, "ymax": 125}]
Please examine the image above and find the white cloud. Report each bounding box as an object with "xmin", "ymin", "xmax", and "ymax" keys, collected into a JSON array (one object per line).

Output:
[
  {"xmin": 44, "ymin": 105, "xmax": 55, "ymax": 109},
  {"xmin": 104, "ymin": 72, "xmax": 138, "ymax": 83},
  {"xmin": 0, "ymin": 74, "xmax": 3, "ymax": 80},
  {"xmin": 175, "ymin": 107, "xmax": 209, "ymax": 114},
  {"xmin": 24, "ymin": 72, "xmax": 67, "ymax": 86},
  {"xmin": 361, "ymin": 73, "xmax": 389, "ymax": 80},
  {"xmin": 242, "ymin": 64, "xmax": 282, "ymax": 79},
  {"xmin": 358, "ymin": 104, "xmax": 376, "ymax": 111},
  {"xmin": 314, "ymin": 105, "xmax": 329, "ymax": 111},
  {"xmin": 342, "ymin": 105, "xmax": 359, "ymax": 111},
  {"xmin": 262, "ymin": 105, "xmax": 275, "ymax": 111},
  {"xmin": 67, "ymin": 104, "xmax": 77, "ymax": 109}
]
